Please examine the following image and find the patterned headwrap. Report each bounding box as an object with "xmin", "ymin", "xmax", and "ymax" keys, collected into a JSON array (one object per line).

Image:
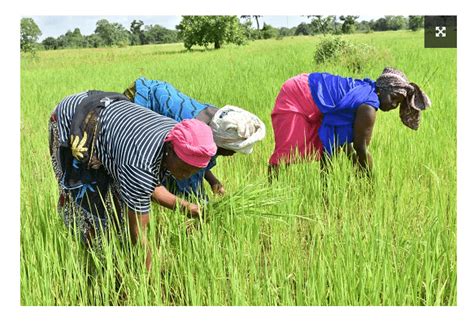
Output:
[{"xmin": 375, "ymin": 67, "xmax": 431, "ymax": 130}]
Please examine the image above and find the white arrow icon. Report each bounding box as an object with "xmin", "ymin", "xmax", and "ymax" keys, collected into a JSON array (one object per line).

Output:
[{"xmin": 436, "ymin": 26, "xmax": 446, "ymax": 37}]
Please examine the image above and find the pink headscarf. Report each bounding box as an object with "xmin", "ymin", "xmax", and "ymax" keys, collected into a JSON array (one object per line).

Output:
[{"xmin": 165, "ymin": 119, "xmax": 217, "ymax": 168}]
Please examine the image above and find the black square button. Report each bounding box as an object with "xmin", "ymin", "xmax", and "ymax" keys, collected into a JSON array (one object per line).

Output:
[{"xmin": 424, "ymin": 16, "xmax": 457, "ymax": 48}]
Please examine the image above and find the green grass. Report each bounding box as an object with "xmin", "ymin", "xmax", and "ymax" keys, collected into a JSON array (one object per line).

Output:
[{"xmin": 20, "ymin": 30, "xmax": 456, "ymax": 305}]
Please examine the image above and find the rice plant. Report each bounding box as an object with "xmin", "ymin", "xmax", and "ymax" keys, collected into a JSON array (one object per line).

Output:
[{"xmin": 20, "ymin": 30, "xmax": 456, "ymax": 305}]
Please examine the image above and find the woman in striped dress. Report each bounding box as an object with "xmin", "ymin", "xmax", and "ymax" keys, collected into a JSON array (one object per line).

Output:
[
  {"xmin": 124, "ymin": 77, "xmax": 266, "ymax": 200},
  {"xmin": 49, "ymin": 90, "xmax": 217, "ymax": 270},
  {"xmin": 268, "ymin": 67, "xmax": 432, "ymax": 178}
]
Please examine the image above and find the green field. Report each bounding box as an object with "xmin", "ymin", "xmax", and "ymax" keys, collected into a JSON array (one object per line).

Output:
[{"xmin": 20, "ymin": 30, "xmax": 457, "ymax": 305}]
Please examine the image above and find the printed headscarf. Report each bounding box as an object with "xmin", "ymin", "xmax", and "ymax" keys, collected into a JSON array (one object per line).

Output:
[{"xmin": 376, "ymin": 67, "xmax": 432, "ymax": 130}]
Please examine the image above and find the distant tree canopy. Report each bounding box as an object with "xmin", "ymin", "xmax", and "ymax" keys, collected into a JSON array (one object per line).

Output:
[
  {"xmin": 57, "ymin": 28, "xmax": 86, "ymax": 48},
  {"xmin": 176, "ymin": 16, "xmax": 246, "ymax": 50},
  {"xmin": 309, "ymin": 16, "xmax": 335, "ymax": 36},
  {"xmin": 339, "ymin": 16, "xmax": 359, "ymax": 34},
  {"xmin": 21, "ymin": 17, "xmax": 42, "ymax": 53},
  {"xmin": 25, "ymin": 15, "xmax": 420, "ymax": 52},
  {"xmin": 305, "ymin": 15, "xmax": 416, "ymax": 35},
  {"xmin": 42, "ymin": 37, "xmax": 58, "ymax": 50},
  {"xmin": 240, "ymin": 15, "xmax": 263, "ymax": 30},
  {"xmin": 295, "ymin": 22, "xmax": 314, "ymax": 36},
  {"xmin": 143, "ymin": 24, "xmax": 178, "ymax": 44},
  {"xmin": 408, "ymin": 16, "xmax": 424, "ymax": 31},
  {"xmin": 261, "ymin": 23, "xmax": 278, "ymax": 39},
  {"xmin": 38, "ymin": 18, "xmax": 178, "ymax": 50},
  {"xmin": 94, "ymin": 19, "xmax": 130, "ymax": 47},
  {"xmin": 278, "ymin": 27, "xmax": 296, "ymax": 37},
  {"xmin": 370, "ymin": 16, "xmax": 409, "ymax": 31},
  {"xmin": 130, "ymin": 19, "xmax": 145, "ymax": 45},
  {"xmin": 385, "ymin": 16, "xmax": 407, "ymax": 30}
]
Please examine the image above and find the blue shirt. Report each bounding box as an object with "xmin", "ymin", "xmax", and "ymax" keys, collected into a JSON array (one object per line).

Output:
[
  {"xmin": 308, "ymin": 72, "xmax": 380, "ymax": 154},
  {"xmin": 165, "ymin": 157, "xmax": 217, "ymax": 199},
  {"xmin": 132, "ymin": 77, "xmax": 218, "ymax": 198},
  {"xmin": 134, "ymin": 77, "xmax": 209, "ymax": 120}
]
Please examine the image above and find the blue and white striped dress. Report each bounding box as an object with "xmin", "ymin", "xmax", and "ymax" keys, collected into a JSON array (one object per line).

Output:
[{"xmin": 55, "ymin": 92, "xmax": 177, "ymax": 214}]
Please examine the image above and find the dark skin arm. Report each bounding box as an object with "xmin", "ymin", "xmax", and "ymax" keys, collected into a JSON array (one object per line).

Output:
[
  {"xmin": 196, "ymin": 106, "xmax": 219, "ymax": 124},
  {"xmin": 152, "ymin": 185, "xmax": 201, "ymax": 217},
  {"xmin": 204, "ymin": 170, "xmax": 225, "ymax": 195},
  {"xmin": 127, "ymin": 210, "xmax": 151, "ymax": 270},
  {"xmin": 352, "ymin": 104, "xmax": 376, "ymax": 172},
  {"xmin": 132, "ymin": 185, "xmax": 203, "ymax": 271},
  {"xmin": 342, "ymin": 143, "xmax": 358, "ymax": 164}
]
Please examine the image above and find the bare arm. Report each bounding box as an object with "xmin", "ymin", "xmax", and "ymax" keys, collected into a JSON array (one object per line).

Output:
[
  {"xmin": 353, "ymin": 104, "xmax": 376, "ymax": 172},
  {"xmin": 204, "ymin": 170, "xmax": 225, "ymax": 195},
  {"xmin": 342, "ymin": 143, "xmax": 358, "ymax": 165},
  {"xmin": 196, "ymin": 107, "xmax": 219, "ymax": 124},
  {"xmin": 152, "ymin": 185, "xmax": 201, "ymax": 217},
  {"xmin": 127, "ymin": 209, "xmax": 151, "ymax": 270}
]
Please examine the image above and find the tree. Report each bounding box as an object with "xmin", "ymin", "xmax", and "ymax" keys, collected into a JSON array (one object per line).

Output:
[
  {"xmin": 357, "ymin": 20, "xmax": 373, "ymax": 33},
  {"xmin": 240, "ymin": 19, "xmax": 255, "ymax": 40},
  {"xmin": 42, "ymin": 37, "xmax": 58, "ymax": 50},
  {"xmin": 143, "ymin": 24, "xmax": 178, "ymax": 44},
  {"xmin": 278, "ymin": 27, "xmax": 295, "ymax": 37},
  {"xmin": 385, "ymin": 16, "xmax": 407, "ymax": 30},
  {"xmin": 294, "ymin": 22, "xmax": 314, "ymax": 36},
  {"xmin": 240, "ymin": 15, "xmax": 261, "ymax": 39},
  {"xmin": 309, "ymin": 16, "xmax": 335, "ymax": 35},
  {"xmin": 240, "ymin": 15, "xmax": 263, "ymax": 30},
  {"xmin": 261, "ymin": 23, "xmax": 277, "ymax": 39},
  {"xmin": 373, "ymin": 17, "xmax": 388, "ymax": 31},
  {"xmin": 84, "ymin": 34, "xmax": 105, "ymax": 48},
  {"xmin": 130, "ymin": 19, "xmax": 145, "ymax": 45},
  {"xmin": 311, "ymin": 16, "xmax": 334, "ymax": 35},
  {"xmin": 408, "ymin": 16, "xmax": 424, "ymax": 31},
  {"xmin": 94, "ymin": 19, "xmax": 130, "ymax": 47},
  {"xmin": 339, "ymin": 15, "xmax": 359, "ymax": 34},
  {"xmin": 58, "ymin": 28, "xmax": 85, "ymax": 48},
  {"xmin": 176, "ymin": 16, "xmax": 246, "ymax": 50},
  {"xmin": 20, "ymin": 17, "xmax": 42, "ymax": 53}
]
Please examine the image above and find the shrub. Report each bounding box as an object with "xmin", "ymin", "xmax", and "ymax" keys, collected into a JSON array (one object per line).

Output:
[{"xmin": 314, "ymin": 36, "xmax": 390, "ymax": 74}]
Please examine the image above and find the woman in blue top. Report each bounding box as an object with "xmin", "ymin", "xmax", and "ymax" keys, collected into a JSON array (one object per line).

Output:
[
  {"xmin": 268, "ymin": 67, "xmax": 431, "ymax": 178},
  {"xmin": 124, "ymin": 77, "xmax": 266, "ymax": 199}
]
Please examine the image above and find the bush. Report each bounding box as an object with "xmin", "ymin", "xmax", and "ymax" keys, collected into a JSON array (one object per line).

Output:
[{"xmin": 314, "ymin": 36, "xmax": 390, "ymax": 74}]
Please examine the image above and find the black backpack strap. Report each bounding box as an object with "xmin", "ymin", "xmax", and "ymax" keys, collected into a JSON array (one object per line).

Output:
[{"xmin": 70, "ymin": 91, "xmax": 130, "ymax": 166}]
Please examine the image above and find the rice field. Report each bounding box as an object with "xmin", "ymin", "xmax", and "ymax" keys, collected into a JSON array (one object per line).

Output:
[{"xmin": 20, "ymin": 30, "xmax": 457, "ymax": 305}]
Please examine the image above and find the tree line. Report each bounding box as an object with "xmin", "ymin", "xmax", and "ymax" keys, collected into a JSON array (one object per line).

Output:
[
  {"xmin": 40, "ymin": 19, "xmax": 179, "ymax": 50},
  {"xmin": 21, "ymin": 15, "xmax": 425, "ymax": 53}
]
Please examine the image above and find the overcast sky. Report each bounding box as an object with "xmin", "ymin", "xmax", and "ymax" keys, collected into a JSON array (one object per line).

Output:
[{"xmin": 30, "ymin": 15, "xmax": 382, "ymax": 41}]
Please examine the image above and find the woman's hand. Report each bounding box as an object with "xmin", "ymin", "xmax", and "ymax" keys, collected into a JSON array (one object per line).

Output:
[
  {"xmin": 183, "ymin": 202, "xmax": 201, "ymax": 218},
  {"xmin": 152, "ymin": 185, "xmax": 201, "ymax": 217},
  {"xmin": 205, "ymin": 170, "xmax": 225, "ymax": 196},
  {"xmin": 182, "ymin": 202, "xmax": 203, "ymax": 234},
  {"xmin": 211, "ymin": 182, "xmax": 225, "ymax": 196}
]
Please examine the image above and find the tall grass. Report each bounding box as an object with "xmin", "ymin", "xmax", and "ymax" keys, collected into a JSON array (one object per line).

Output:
[{"xmin": 20, "ymin": 30, "xmax": 456, "ymax": 305}]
